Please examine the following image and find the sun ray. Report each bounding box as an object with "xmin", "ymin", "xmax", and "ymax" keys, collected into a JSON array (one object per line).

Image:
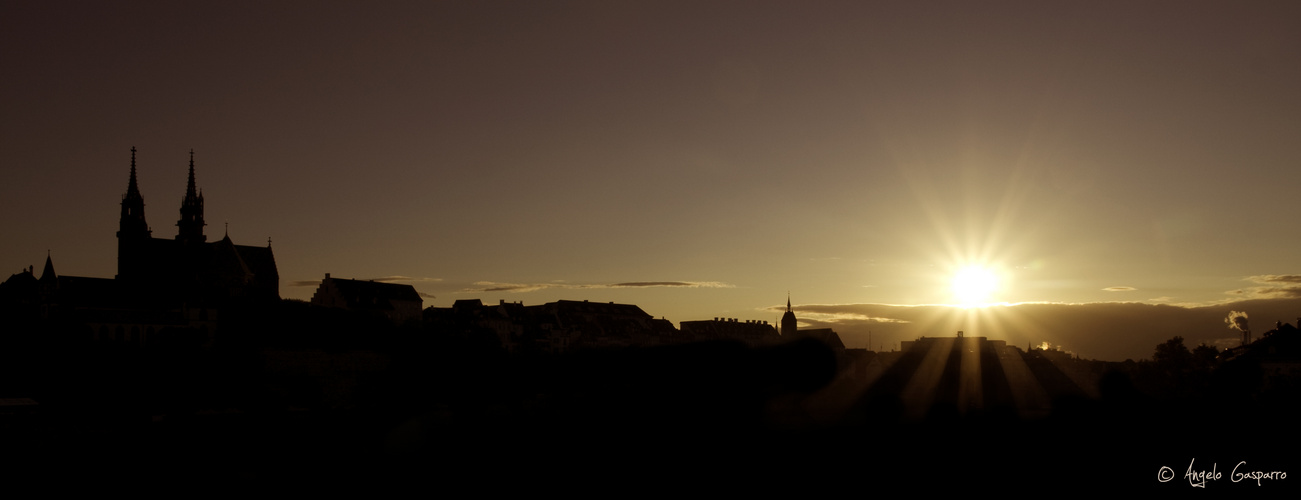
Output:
[{"xmin": 900, "ymin": 337, "xmax": 954, "ymax": 419}]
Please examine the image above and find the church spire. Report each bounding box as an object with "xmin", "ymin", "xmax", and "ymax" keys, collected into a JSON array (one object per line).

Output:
[
  {"xmin": 40, "ymin": 251, "xmax": 56, "ymax": 282},
  {"xmin": 117, "ymin": 147, "xmax": 152, "ymax": 280},
  {"xmin": 118, "ymin": 146, "xmax": 150, "ymax": 239},
  {"xmin": 176, "ymin": 149, "xmax": 206, "ymax": 243},
  {"xmin": 38, "ymin": 251, "xmax": 59, "ymax": 295},
  {"xmin": 126, "ymin": 147, "xmax": 142, "ymax": 199},
  {"xmin": 185, "ymin": 149, "xmax": 198, "ymax": 199},
  {"xmin": 781, "ymin": 292, "xmax": 797, "ymax": 336}
]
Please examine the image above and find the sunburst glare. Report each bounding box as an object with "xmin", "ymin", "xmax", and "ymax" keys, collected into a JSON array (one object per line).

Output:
[{"xmin": 952, "ymin": 266, "xmax": 998, "ymax": 306}]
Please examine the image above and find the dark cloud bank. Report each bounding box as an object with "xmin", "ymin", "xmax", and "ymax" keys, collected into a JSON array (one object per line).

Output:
[{"xmin": 785, "ymin": 298, "xmax": 1301, "ymax": 361}]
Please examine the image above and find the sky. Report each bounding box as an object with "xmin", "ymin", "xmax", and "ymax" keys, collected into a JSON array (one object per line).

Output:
[{"xmin": 4, "ymin": 1, "xmax": 1300, "ymax": 361}]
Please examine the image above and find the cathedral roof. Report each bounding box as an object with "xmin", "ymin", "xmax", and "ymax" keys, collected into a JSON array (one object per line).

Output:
[{"xmin": 234, "ymin": 244, "xmax": 278, "ymax": 281}]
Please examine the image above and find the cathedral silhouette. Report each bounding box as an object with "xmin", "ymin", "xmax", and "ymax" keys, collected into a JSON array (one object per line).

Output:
[
  {"xmin": 114, "ymin": 147, "xmax": 279, "ymax": 302},
  {"xmin": 1, "ymin": 148, "xmax": 278, "ymax": 345}
]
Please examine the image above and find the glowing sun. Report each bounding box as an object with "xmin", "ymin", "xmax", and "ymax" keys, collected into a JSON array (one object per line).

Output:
[{"xmin": 952, "ymin": 266, "xmax": 998, "ymax": 306}]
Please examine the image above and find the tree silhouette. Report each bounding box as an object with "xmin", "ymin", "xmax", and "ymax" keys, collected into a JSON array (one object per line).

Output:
[
  {"xmin": 1153, "ymin": 336, "xmax": 1192, "ymax": 372},
  {"xmin": 1191, "ymin": 343, "xmax": 1218, "ymax": 371}
]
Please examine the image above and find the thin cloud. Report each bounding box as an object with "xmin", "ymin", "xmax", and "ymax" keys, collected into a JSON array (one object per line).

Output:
[
  {"xmin": 465, "ymin": 280, "xmax": 734, "ymax": 293},
  {"xmin": 759, "ymin": 303, "xmax": 910, "ymax": 324},
  {"xmin": 801, "ymin": 312, "xmax": 912, "ymax": 324},
  {"xmin": 369, "ymin": 276, "xmax": 443, "ymax": 283},
  {"xmin": 610, "ymin": 281, "xmax": 733, "ymax": 288},
  {"xmin": 471, "ymin": 282, "xmax": 560, "ymax": 293},
  {"xmin": 288, "ymin": 276, "xmax": 442, "ymax": 287},
  {"xmin": 1248, "ymin": 274, "xmax": 1301, "ymax": 284},
  {"xmin": 1226, "ymin": 274, "xmax": 1301, "ymax": 299},
  {"xmin": 1103, "ymin": 286, "xmax": 1137, "ymax": 292},
  {"xmin": 1227, "ymin": 286, "xmax": 1301, "ymax": 299}
]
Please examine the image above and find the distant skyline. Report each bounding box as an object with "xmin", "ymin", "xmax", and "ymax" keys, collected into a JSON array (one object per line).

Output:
[{"xmin": 4, "ymin": 1, "xmax": 1300, "ymax": 360}]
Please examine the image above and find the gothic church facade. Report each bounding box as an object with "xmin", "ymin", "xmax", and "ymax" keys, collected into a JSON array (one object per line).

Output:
[{"xmin": 115, "ymin": 147, "xmax": 279, "ymax": 303}]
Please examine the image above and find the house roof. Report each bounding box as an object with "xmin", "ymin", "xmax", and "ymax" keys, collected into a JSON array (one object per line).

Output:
[
  {"xmin": 322, "ymin": 277, "xmax": 421, "ymax": 311},
  {"xmin": 795, "ymin": 327, "xmax": 846, "ymax": 350}
]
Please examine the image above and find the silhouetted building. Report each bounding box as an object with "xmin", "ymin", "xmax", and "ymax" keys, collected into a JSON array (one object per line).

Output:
[
  {"xmin": 866, "ymin": 333, "xmax": 1043, "ymax": 419},
  {"xmin": 310, "ymin": 274, "xmax": 422, "ymax": 324},
  {"xmin": 534, "ymin": 299, "xmax": 680, "ymax": 351},
  {"xmin": 1, "ymin": 148, "xmax": 276, "ymax": 346},
  {"xmin": 680, "ymin": 317, "xmax": 779, "ymax": 347},
  {"xmin": 902, "ymin": 333, "xmax": 1006, "ymax": 354},
  {"xmin": 3, "ymin": 253, "xmax": 218, "ymax": 346},
  {"xmin": 425, "ymin": 299, "xmax": 680, "ymax": 354},
  {"xmin": 116, "ymin": 148, "xmax": 279, "ymax": 302},
  {"xmin": 0, "ymin": 265, "xmax": 38, "ymax": 305},
  {"xmin": 425, "ymin": 299, "xmax": 542, "ymax": 353},
  {"xmin": 781, "ymin": 295, "xmax": 797, "ymax": 337},
  {"xmin": 841, "ymin": 348, "xmax": 889, "ymax": 381},
  {"xmin": 1222, "ymin": 321, "xmax": 1301, "ymax": 391},
  {"xmin": 778, "ymin": 295, "xmax": 845, "ymax": 350}
]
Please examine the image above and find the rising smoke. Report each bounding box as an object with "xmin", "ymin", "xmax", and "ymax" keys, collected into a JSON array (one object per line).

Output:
[{"xmin": 1225, "ymin": 310, "xmax": 1250, "ymax": 332}]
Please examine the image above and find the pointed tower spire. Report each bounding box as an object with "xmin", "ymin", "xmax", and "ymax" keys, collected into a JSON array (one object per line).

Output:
[
  {"xmin": 127, "ymin": 147, "xmax": 141, "ymax": 197},
  {"xmin": 38, "ymin": 251, "xmax": 59, "ymax": 295},
  {"xmin": 176, "ymin": 149, "xmax": 207, "ymax": 243},
  {"xmin": 185, "ymin": 149, "xmax": 198, "ymax": 198},
  {"xmin": 781, "ymin": 292, "xmax": 797, "ymax": 336},
  {"xmin": 118, "ymin": 147, "xmax": 151, "ymax": 280},
  {"xmin": 118, "ymin": 146, "xmax": 150, "ymax": 239},
  {"xmin": 40, "ymin": 251, "xmax": 56, "ymax": 282}
]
